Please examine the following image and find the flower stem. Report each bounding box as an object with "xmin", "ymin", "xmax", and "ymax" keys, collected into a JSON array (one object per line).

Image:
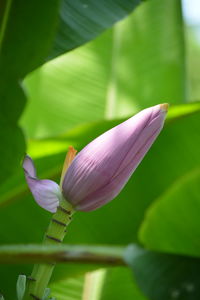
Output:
[{"xmin": 23, "ymin": 198, "xmax": 74, "ymax": 300}]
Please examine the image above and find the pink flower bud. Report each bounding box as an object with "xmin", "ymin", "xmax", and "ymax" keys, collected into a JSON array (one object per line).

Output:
[
  {"xmin": 62, "ymin": 104, "xmax": 168, "ymax": 211},
  {"xmin": 23, "ymin": 104, "xmax": 168, "ymax": 213}
]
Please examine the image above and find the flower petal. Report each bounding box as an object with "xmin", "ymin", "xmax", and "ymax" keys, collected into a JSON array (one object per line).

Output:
[
  {"xmin": 23, "ymin": 155, "xmax": 61, "ymax": 213},
  {"xmin": 60, "ymin": 146, "xmax": 77, "ymax": 187},
  {"xmin": 25, "ymin": 177, "xmax": 61, "ymax": 213},
  {"xmin": 23, "ymin": 155, "xmax": 37, "ymax": 178}
]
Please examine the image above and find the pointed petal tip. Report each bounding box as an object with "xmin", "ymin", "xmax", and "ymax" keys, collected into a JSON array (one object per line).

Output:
[
  {"xmin": 60, "ymin": 145, "xmax": 77, "ymax": 187},
  {"xmin": 22, "ymin": 154, "xmax": 37, "ymax": 178},
  {"xmin": 159, "ymin": 103, "xmax": 169, "ymax": 113},
  {"xmin": 68, "ymin": 145, "xmax": 77, "ymax": 154},
  {"xmin": 22, "ymin": 154, "xmax": 31, "ymax": 166}
]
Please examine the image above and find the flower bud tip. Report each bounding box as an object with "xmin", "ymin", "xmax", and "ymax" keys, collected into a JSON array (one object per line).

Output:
[{"xmin": 159, "ymin": 103, "xmax": 169, "ymax": 112}]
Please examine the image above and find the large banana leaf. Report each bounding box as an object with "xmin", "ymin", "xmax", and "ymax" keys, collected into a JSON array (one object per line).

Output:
[
  {"xmin": 0, "ymin": 0, "xmax": 60, "ymax": 182},
  {"xmin": 0, "ymin": 0, "xmax": 141, "ymax": 183},
  {"xmin": 21, "ymin": 0, "xmax": 185, "ymax": 139},
  {"xmin": 50, "ymin": 0, "xmax": 141, "ymax": 59},
  {"xmin": 139, "ymin": 168, "xmax": 200, "ymax": 257},
  {"xmin": 50, "ymin": 267, "xmax": 146, "ymax": 300}
]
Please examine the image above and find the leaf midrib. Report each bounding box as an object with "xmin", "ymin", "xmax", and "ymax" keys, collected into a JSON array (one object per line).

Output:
[{"xmin": 0, "ymin": 0, "xmax": 12, "ymax": 54}]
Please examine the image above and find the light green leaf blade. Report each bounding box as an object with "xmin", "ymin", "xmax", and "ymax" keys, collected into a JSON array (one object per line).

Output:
[
  {"xmin": 185, "ymin": 26, "xmax": 200, "ymax": 102},
  {"xmin": 82, "ymin": 267, "xmax": 147, "ymax": 300},
  {"xmin": 50, "ymin": 267, "xmax": 147, "ymax": 300},
  {"xmin": 21, "ymin": 0, "xmax": 185, "ymax": 139},
  {"xmin": 24, "ymin": 102, "xmax": 200, "ymax": 159},
  {"xmin": 139, "ymin": 168, "xmax": 200, "ymax": 257},
  {"xmin": 50, "ymin": 276, "xmax": 84, "ymax": 300}
]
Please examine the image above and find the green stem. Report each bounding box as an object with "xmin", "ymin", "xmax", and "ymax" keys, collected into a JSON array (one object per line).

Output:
[{"xmin": 23, "ymin": 198, "xmax": 74, "ymax": 300}]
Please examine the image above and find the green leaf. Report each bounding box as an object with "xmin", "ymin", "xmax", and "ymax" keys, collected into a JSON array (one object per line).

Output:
[
  {"xmin": 21, "ymin": 0, "xmax": 185, "ymax": 139},
  {"xmin": 185, "ymin": 27, "xmax": 200, "ymax": 102},
  {"xmin": 139, "ymin": 168, "xmax": 200, "ymax": 257},
  {"xmin": 0, "ymin": 120, "xmax": 25, "ymax": 183},
  {"xmin": 0, "ymin": 1, "xmax": 60, "ymax": 77},
  {"xmin": 50, "ymin": 275, "xmax": 84, "ymax": 300},
  {"xmin": 16, "ymin": 275, "xmax": 26, "ymax": 300},
  {"xmin": 50, "ymin": 0, "xmax": 141, "ymax": 58},
  {"xmin": 25, "ymin": 102, "xmax": 200, "ymax": 158},
  {"xmin": 50, "ymin": 267, "xmax": 147, "ymax": 300},
  {"xmin": 166, "ymin": 102, "xmax": 200, "ymax": 122},
  {"xmin": 0, "ymin": 0, "xmax": 142, "ymax": 180},
  {"xmin": 125, "ymin": 244, "xmax": 200, "ymax": 300},
  {"xmin": 80, "ymin": 267, "xmax": 147, "ymax": 300},
  {"xmin": 0, "ymin": 0, "xmax": 60, "ymax": 181},
  {"xmin": 0, "ymin": 295, "xmax": 5, "ymax": 300}
]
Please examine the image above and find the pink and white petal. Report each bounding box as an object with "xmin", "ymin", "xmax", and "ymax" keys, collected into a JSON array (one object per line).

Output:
[
  {"xmin": 25, "ymin": 176, "xmax": 61, "ymax": 213},
  {"xmin": 23, "ymin": 155, "xmax": 37, "ymax": 178}
]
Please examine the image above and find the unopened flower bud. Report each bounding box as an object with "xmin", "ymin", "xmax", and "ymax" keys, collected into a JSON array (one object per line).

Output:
[
  {"xmin": 23, "ymin": 104, "xmax": 168, "ymax": 213},
  {"xmin": 62, "ymin": 104, "xmax": 168, "ymax": 211}
]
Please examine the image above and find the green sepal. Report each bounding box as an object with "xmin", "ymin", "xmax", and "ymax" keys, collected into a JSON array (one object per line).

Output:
[{"xmin": 16, "ymin": 275, "xmax": 26, "ymax": 300}]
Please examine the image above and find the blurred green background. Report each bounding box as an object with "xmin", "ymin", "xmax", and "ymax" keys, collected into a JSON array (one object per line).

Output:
[{"xmin": 0, "ymin": 0, "xmax": 200, "ymax": 299}]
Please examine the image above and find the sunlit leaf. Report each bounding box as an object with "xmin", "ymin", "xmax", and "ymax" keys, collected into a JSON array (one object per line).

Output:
[
  {"xmin": 21, "ymin": 0, "xmax": 185, "ymax": 139},
  {"xmin": 50, "ymin": 275, "xmax": 84, "ymax": 300},
  {"xmin": 50, "ymin": 267, "xmax": 147, "ymax": 300},
  {"xmin": 0, "ymin": 0, "xmax": 144, "ymax": 181},
  {"xmin": 139, "ymin": 168, "xmax": 200, "ymax": 257},
  {"xmin": 78, "ymin": 267, "xmax": 147, "ymax": 300}
]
